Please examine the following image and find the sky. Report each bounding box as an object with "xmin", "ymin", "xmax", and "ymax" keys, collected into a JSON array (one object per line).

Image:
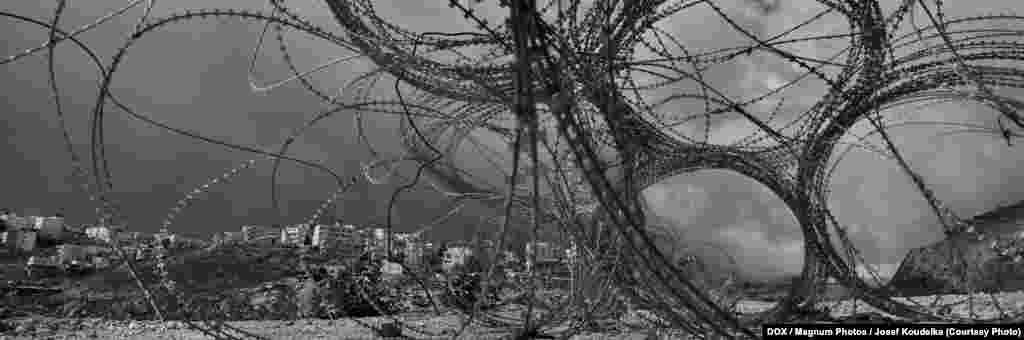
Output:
[{"xmin": 2, "ymin": 0, "xmax": 1024, "ymax": 281}]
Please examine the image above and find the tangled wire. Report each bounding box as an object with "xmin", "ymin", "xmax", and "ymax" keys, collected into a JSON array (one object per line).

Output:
[{"xmin": 5, "ymin": 0, "xmax": 1024, "ymax": 339}]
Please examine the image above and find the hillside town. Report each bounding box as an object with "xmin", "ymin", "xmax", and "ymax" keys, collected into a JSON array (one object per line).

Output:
[{"xmin": 0, "ymin": 209, "xmax": 574, "ymax": 281}]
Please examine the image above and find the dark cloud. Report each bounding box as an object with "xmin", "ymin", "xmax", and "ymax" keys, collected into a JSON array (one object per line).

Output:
[{"xmin": 3, "ymin": 1, "xmax": 1023, "ymax": 269}]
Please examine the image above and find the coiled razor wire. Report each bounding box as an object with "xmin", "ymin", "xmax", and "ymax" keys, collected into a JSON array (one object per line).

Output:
[{"xmin": 5, "ymin": 0, "xmax": 1024, "ymax": 339}]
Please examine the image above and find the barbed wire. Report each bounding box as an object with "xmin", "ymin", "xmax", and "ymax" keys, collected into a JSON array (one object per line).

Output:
[{"xmin": 5, "ymin": 0, "xmax": 1024, "ymax": 339}]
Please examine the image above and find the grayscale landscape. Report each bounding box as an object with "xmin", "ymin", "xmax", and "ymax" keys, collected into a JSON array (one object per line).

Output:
[{"xmin": 3, "ymin": 0, "xmax": 1024, "ymax": 339}]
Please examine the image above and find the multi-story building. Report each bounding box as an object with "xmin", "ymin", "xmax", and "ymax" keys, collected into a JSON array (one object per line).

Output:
[
  {"xmin": 401, "ymin": 235, "xmax": 426, "ymax": 269},
  {"xmin": 158, "ymin": 233, "xmax": 205, "ymax": 249},
  {"xmin": 0, "ymin": 231, "xmax": 13, "ymax": 250},
  {"xmin": 33, "ymin": 216, "xmax": 66, "ymax": 241},
  {"xmin": 242, "ymin": 225, "xmax": 282, "ymax": 246},
  {"xmin": 372, "ymin": 228, "xmax": 387, "ymax": 242},
  {"xmin": 2, "ymin": 215, "xmax": 33, "ymax": 231},
  {"xmin": 27, "ymin": 255, "xmax": 59, "ymax": 267},
  {"xmin": 381, "ymin": 260, "xmax": 404, "ymax": 278},
  {"xmin": 442, "ymin": 246, "xmax": 474, "ymax": 272},
  {"xmin": 212, "ymin": 231, "xmax": 244, "ymax": 246},
  {"xmin": 85, "ymin": 225, "xmax": 126, "ymax": 243},
  {"xmin": 134, "ymin": 245, "xmax": 156, "ymax": 261},
  {"xmin": 361, "ymin": 227, "xmax": 389, "ymax": 258},
  {"xmin": 312, "ymin": 224, "xmax": 363, "ymax": 257},
  {"xmin": 1, "ymin": 229, "xmax": 37, "ymax": 252},
  {"xmin": 57, "ymin": 244, "xmax": 87, "ymax": 264},
  {"xmin": 525, "ymin": 241, "xmax": 563, "ymax": 271},
  {"xmin": 26, "ymin": 255, "xmax": 63, "ymax": 278},
  {"xmin": 281, "ymin": 224, "xmax": 312, "ymax": 246},
  {"xmin": 499, "ymin": 250, "xmax": 521, "ymax": 269},
  {"xmin": 130, "ymin": 231, "xmax": 154, "ymax": 244}
]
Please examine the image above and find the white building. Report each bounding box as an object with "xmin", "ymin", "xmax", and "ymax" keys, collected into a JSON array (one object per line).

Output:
[
  {"xmin": 281, "ymin": 224, "xmax": 312, "ymax": 246},
  {"xmin": 213, "ymin": 231, "xmax": 244, "ymax": 245},
  {"xmin": 372, "ymin": 228, "xmax": 387, "ymax": 241},
  {"xmin": 312, "ymin": 224, "xmax": 362, "ymax": 256},
  {"xmin": 85, "ymin": 225, "xmax": 126, "ymax": 243},
  {"xmin": 34, "ymin": 216, "xmax": 66, "ymax": 241},
  {"xmin": 26, "ymin": 255, "xmax": 63, "ymax": 278},
  {"xmin": 403, "ymin": 240, "xmax": 426, "ymax": 268},
  {"xmin": 381, "ymin": 260, "xmax": 404, "ymax": 279},
  {"xmin": 443, "ymin": 246, "xmax": 474, "ymax": 272},
  {"xmin": 525, "ymin": 241, "xmax": 562, "ymax": 271},
  {"xmin": 242, "ymin": 225, "xmax": 282, "ymax": 246},
  {"xmin": 27, "ymin": 255, "xmax": 59, "ymax": 267},
  {"xmin": 1, "ymin": 229, "xmax": 37, "ymax": 252},
  {"xmin": 526, "ymin": 241, "xmax": 560, "ymax": 263},
  {"xmin": 58, "ymin": 244, "xmax": 87, "ymax": 264},
  {"xmin": 3, "ymin": 215, "xmax": 33, "ymax": 231}
]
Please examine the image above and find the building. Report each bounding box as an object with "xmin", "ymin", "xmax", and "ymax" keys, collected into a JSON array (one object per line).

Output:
[
  {"xmin": 372, "ymin": 228, "xmax": 387, "ymax": 242},
  {"xmin": 83, "ymin": 244, "xmax": 111, "ymax": 257},
  {"xmin": 134, "ymin": 245, "xmax": 157, "ymax": 261},
  {"xmin": 1, "ymin": 229, "xmax": 37, "ymax": 252},
  {"xmin": 565, "ymin": 241, "xmax": 580, "ymax": 267},
  {"xmin": 85, "ymin": 225, "xmax": 126, "ymax": 243},
  {"xmin": 312, "ymin": 224, "xmax": 363, "ymax": 257},
  {"xmin": 442, "ymin": 246, "xmax": 474, "ymax": 272},
  {"xmin": 174, "ymin": 235, "xmax": 208, "ymax": 248},
  {"xmin": 380, "ymin": 260, "xmax": 405, "ymax": 281},
  {"xmin": 64, "ymin": 223, "xmax": 84, "ymax": 235},
  {"xmin": 33, "ymin": 216, "xmax": 66, "ymax": 241},
  {"xmin": 403, "ymin": 238, "xmax": 426, "ymax": 268},
  {"xmin": 212, "ymin": 231, "xmax": 244, "ymax": 246},
  {"xmin": 374, "ymin": 227, "xmax": 389, "ymax": 248},
  {"xmin": 152, "ymin": 232, "xmax": 205, "ymax": 249},
  {"xmin": 2, "ymin": 215, "xmax": 33, "ymax": 231},
  {"xmin": 525, "ymin": 241, "xmax": 563, "ymax": 271},
  {"xmin": 281, "ymin": 224, "xmax": 312, "ymax": 246},
  {"xmin": 361, "ymin": 227, "xmax": 389, "ymax": 258},
  {"xmin": 525, "ymin": 241, "xmax": 561, "ymax": 263},
  {"xmin": 130, "ymin": 231, "xmax": 155, "ymax": 244},
  {"xmin": 0, "ymin": 231, "xmax": 13, "ymax": 250},
  {"xmin": 58, "ymin": 244, "xmax": 87, "ymax": 264},
  {"xmin": 500, "ymin": 250, "xmax": 521, "ymax": 269},
  {"xmin": 242, "ymin": 225, "xmax": 282, "ymax": 246},
  {"xmin": 26, "ymin": 255, "xmax": 63, "ymax": 278}
]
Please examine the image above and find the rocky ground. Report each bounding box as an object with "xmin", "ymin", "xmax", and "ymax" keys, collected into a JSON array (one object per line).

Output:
[
  {"xmin": 0, "ymin": 315, "xmax": 678, "ymax": 340},
  {"xmin": 5, "ymin": 293, "xmax": 1024, "ymax": 340}
]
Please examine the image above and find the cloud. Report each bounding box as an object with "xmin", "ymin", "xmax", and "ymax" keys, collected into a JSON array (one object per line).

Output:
[
  {"xmin": 4, "ymin": 0, "xmax": 1024, "ymax": 250},
  {"xmin": 716, "ymin": 220, "xmax": 804, "ymax": 281},
  {"xmin": 642, "ymin": 182, "xmax": 709, "ymax": 223}
]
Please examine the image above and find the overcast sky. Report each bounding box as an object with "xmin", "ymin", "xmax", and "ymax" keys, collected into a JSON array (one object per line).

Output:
[{"xmin": 3, "ymin": 0, "xmax": 1023, "ymax": 281}]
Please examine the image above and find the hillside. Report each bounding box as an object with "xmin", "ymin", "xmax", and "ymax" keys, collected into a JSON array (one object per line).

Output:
[
  {"xmin": 69, "ymin": 245, "xmax": 308, "ymax": 295},
  {"xmin": 27, "ymin": 244, "xmax": 322, "ymax": 320}
]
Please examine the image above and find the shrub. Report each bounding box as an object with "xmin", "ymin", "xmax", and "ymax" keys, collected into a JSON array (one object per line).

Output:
[
  {"xmin": 295, "ymin": 255, "xmax": 404, "ymax": 318},
  {"xmin": 439, "ymin": 258, "xmax": 500, "ymax": 311}
]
